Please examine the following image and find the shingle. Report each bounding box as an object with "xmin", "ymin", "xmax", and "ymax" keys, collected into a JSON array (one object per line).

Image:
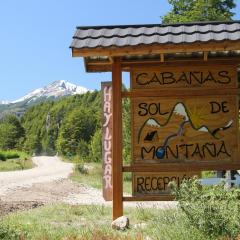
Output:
[{"xmin": 70, "ymin": 21, "xmax": 240, "ymax": 49}]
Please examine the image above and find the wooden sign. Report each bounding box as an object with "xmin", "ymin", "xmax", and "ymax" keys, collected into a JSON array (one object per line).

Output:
[
  {"xmin": 132, "ymin": 96, "xmax": 238, "ymax": 164},
  {"xmin": 133, "ymin": 172, "xmax": 200, "ymax": 196},
  {"xmin": 102, "ymin": 82, "xmax": 113, "ymax": 201},
  {"xmin": 131, "ymin": 65, "xmax": 237, "ymax": 90}
]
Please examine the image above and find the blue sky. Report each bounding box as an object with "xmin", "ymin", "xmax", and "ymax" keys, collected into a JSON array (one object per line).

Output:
[{"xmin": 0, "ymin": 1, "xmax": 239, "ymax": 101}]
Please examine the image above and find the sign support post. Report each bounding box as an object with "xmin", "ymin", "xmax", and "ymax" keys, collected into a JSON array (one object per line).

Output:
[{"xmin": 112, "ymin": 57, "xmax": 123, "ymax": 220}]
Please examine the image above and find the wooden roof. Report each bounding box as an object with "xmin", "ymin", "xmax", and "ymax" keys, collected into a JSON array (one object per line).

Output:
[{"xmin": 70, "ymin": 21, "xmax": 240, "ymax": 72}]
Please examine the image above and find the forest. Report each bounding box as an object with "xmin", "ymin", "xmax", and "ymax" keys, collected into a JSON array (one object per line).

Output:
[{"xmin": 0, "ymin": 90, "xmax": 130, "ymax": 163}]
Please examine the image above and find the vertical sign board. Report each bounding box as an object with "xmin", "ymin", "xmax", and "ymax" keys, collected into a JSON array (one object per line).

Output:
[
  {"xmin": 102, "ymin": 82, "xmax": 113, "ymax": 201},
  {"xmin": 131, "ymin": 64, "xmax": 239, "ymax": 196}
]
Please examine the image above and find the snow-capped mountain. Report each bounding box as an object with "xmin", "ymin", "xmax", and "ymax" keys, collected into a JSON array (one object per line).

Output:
[
  {"xmin": 0, "ymin": 100, "xmax": 10, "ymax": 105},
  {"xmin": 10, "ymin": 80, "xmax": 90, "ymax": 104},
  {"xmin": 0, "ymin": 80, "xmax": 91, "ymax": 117}
]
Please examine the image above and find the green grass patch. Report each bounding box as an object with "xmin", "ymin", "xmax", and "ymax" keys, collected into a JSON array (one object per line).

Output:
[
  {"xmin": 201, "ymin": 171, "xmax": 216, "ymax": 178},
  {"xmin": 2, "ymin": 180, "xmax": 240, "ymax": 239},
  {"xmin": 0, "ymin": 204, "xmax": 209, "ymax": 240},
  {"xmin": 70, "ymin": 162, "xmax": 132, "ymax": 194},
  {"xmin": 0, "ymin": 150, "xmax": 33, "ymax": 171},
  {"xmin": 70, "ymin": 162, "xmax": 102, "ymax": 189},
  {"xmin": 0, "ymin": 203, "xmax": 212, "ymax": 240}
]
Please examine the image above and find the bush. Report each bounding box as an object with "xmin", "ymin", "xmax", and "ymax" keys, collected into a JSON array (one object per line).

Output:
[
  {"xmin": 0, "ymin": 222, "xmax": 26, "ymax": 240},
  {"xmin": 76, "ymin": 163, "xmax": 89, "ymax": 175},
  {"xmin": 0, "ymin": 150, "xmax": 28, "ymax": 162},
  {"xmin": 4, "ymin": 152, "xmax": 20, "ymax": 159},
  {"xmin": 0, "ymin": 152, "xmax": 6, "ymax": 161},
  {"xmin": 89, "ymin": 128, "xmax": 102, "ymax": 162},
  {"xmin": 170, "ymin": 178, "xmax": 240, "ymax": 239},
  {"xmin": 77, "ymin": 140, "xmax": 90, "ymax": 162},
  {"xmin": 0, "ymin": 151, "xmax": 20, "ymax": 161}
]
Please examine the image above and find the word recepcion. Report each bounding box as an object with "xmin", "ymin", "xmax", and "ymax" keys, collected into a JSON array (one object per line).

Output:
[{"xmin": 133, "ymin": 172, "xmax": 200, "ymax": 196}]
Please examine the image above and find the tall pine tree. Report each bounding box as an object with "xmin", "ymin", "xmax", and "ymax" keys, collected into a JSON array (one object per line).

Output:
[{"xmin": 162, "ymin": 0, "xmax": 236, "ymax": 23}]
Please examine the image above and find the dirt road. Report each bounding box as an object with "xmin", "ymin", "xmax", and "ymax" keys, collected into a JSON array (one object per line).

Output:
[
  {"xmin": 0, "ymin": 156, "xmax": 175, "ymax": 214},
  {"xmin": 0, "ymin": 156, "xmax": 74, "ymax": 195}
]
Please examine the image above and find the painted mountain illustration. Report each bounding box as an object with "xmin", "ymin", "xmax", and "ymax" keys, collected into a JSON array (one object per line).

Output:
[
  {"xmin": 139, "ymin": 102, "xmax": 233, "ymax": 141},
  {"xmin": 138, "ymin": 102, "xmax": 233, "ymax": 159}
]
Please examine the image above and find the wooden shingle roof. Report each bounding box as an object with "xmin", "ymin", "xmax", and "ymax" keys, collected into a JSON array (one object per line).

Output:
[
  {"xmin": 70, "ymin": 21, "xmax": 240, "ymax": 72},
  {"xmin": 71, "ymin": 21, "xmax": 240, "ymax": 49}
]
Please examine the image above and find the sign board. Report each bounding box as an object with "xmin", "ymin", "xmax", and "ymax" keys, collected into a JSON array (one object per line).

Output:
[
  {"xmin": 131, "ymin": 64, "xmax": 238, "ymax": 198},
  {"xmin": 131, "ymin": 65, "xmax": 237, "ymax": 90},
  {"xmin": 133, "ymin": 172, "xmax": 200, "ymax": 196},
  {"xmin": 132, "ymin": 96, "xmax": 238, "ymax": 164},
  {"xmin": 102, "ymin": 82, "xmax": 113, "ymax": 201}
]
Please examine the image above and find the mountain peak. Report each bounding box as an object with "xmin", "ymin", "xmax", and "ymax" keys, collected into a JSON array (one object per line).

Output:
[
  {"xmin": 10, "ymin": 80, "xmax": 90, "ymax": 104},
  {"xmin": 49, "ymin": 80, "xmax": 68, "ymax": 89},
  {"xmin": 0, "ymin": 80, "xmax": 91, "ymax": 117}
]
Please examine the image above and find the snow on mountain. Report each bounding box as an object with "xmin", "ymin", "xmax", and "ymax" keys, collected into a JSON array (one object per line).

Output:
[
  {"xmin": 198, "ymin": 126, "xmax": 209, "ymax": 132},
  {"xmin": 146, "ymin": 118, "xmax": 161, "ymax": 128},
  {"xmin": 145, "ymin": 103, "xmax": 214, "ymax": 134},
  {"xmin": 11, "ymin": 80, "xmax": 90, "ymax": 104},
  {"xmin": 225, "ymin": 119, "xmax": 233, "ymax": 128},
  {"xmin": 146, "ymin": 103, "xmax": 189, "ymax": 128},
  {"xmin": 0, "ymin": 100, "xmax": 10, "ymax": 105},
  {"xmin": 174, "ymin": 102, "xmax": 189, "ymax": 121}
]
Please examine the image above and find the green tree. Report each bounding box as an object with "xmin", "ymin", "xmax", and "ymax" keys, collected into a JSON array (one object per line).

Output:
[
  {"xmin": 162, "ymin": 0, "xmax": 236, "ymax": 23},
  {"xmin": 77, "ymin": 139, "xmax": 90, "ymax": 161},
  {"xmin": 23, "ymin": 131, "xmax": 42, "ymax": 154},
  {"xmin": 22, "ymin": 91, "xmax": 101, "ymax": 156},
  {"xmin": 0, "ymin": 115, "xmax": 25, "ymax": 150},
  {"xmin": 89, "ymin": 128, "xmax": 102, "ymax": 162},
  {"xmin": 57, "ymin": 108, "xmax": 97, "ymax": 156},
  {"xmin": 0, "ymin": 123, "xmax": 18, "ymax": 150}
]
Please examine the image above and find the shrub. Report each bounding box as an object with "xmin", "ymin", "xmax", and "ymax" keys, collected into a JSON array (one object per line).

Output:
[
  {"xmin": 170, "ymin": 178, "xmax": 240, "ymax": 239},
  {"xmin": 0, "ymin": 222, "xmax": 26, "ymax": 240},
  {"xmin": 0, "ymin": 151, "xmax": 21, "ymax": 161},
  {"xmin": 0, "ymin": 150, "xmax": 28, "ymax": 163},
  {"xmin": 0, "ymin": 152, "xmax": 6, "ymax": 161},
  {"xmin": 89, "ymin": 128, "xmax": 102, "ymax": 162},
  {"xmin": 5, "ymin": 152, "xmax": 20, "ymax": 159},
  {"xmin": 76, "ymin": 163, "xmax": 89, "ymax": 175},
  {"xmin": 76, "ymin": 139, "xmax": 90, "ymax": 162}
]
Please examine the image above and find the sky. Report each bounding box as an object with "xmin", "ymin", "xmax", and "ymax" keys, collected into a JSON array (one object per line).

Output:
[{"xmin": 0, "ymin": 1, "xmax": 239, "ymax": 101}]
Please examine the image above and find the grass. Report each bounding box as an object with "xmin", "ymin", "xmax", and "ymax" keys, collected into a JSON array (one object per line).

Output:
[
  {"xmin": 0, "ymin": 150, "xmax": 33, "ymax": 171},
  {"xmin": 0, "ymin": 157, "xmax": 236, "ymax": 239},
  {"xmin": 201, "ymin": 171, "xmax": 216, "ymax": 178},
  {"xmin": 71, "ymin": 162, "xmax": 102, "ymax": 189},
  {"xmin": 66, "ymin": 155, "xmax": 217, "ymax": 196},
  {"xmin": 0, "ymin": 203, "xmax": 213, "ymax": 240},
  {"xmin": 70, "ymin": 162, "xmax": 132, "ymax": 194}
]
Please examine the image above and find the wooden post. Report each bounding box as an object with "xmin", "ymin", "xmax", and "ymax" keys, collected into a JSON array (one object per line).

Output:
[{"xmin": 112, "ymin": 57, "xmax": 123, "ymax": 220}]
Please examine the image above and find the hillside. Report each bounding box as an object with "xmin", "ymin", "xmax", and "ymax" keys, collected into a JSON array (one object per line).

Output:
[
  {"xmin": 0, "ymin": 86, "xmax": 130, "ymax": 163},
  {"xmin": 0, "ymin": 80, "xmax": 90, "ymax": 117},
  {"xmin": 21, "ymin": 90, "xmax": 101, "ymax": 156}
]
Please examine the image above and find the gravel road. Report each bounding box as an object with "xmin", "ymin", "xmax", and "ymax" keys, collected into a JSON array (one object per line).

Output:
[
  {"xmin": 0, "ymin": 156, "xmax": 176, "ymax": 214},
  {"xmin": 0, "ymin": 156, "xmax": 74, "ymax": 196}
]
